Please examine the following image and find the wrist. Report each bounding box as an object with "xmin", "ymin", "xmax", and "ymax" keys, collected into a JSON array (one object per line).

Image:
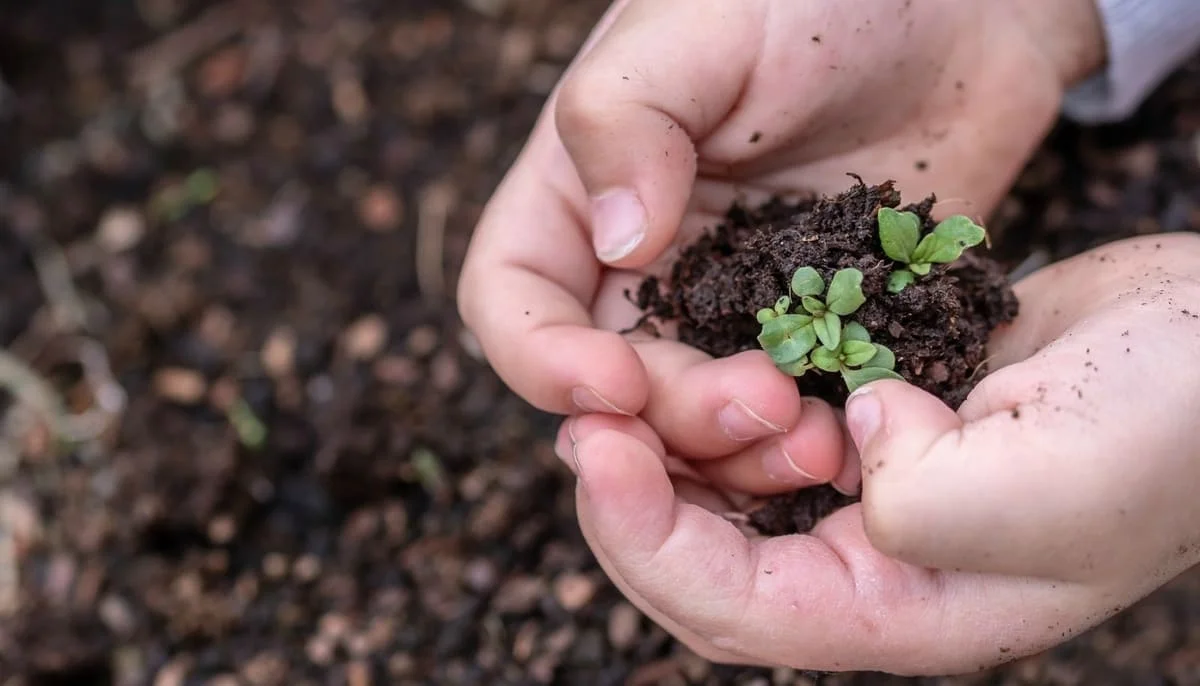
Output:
[{"xmin": 1006, "ymin": 0, "xmax": 1107, "ymax": 89}]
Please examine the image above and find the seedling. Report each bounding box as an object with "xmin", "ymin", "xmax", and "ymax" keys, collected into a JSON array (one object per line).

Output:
[
  {"xmin": 756, "ymin": 267, "xmax": 903, "ymax": 391},
  {"xmin": 878, "ymin": 208, "xmax": 986, "ymax": 293}
]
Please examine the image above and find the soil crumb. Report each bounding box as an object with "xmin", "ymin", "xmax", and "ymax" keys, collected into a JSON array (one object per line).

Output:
[{"xmin": 634, "ymin": 178, "xmax": 1019, "ymax": 535}]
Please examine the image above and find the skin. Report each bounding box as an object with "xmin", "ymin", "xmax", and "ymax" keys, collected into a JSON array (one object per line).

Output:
[{"xmin": 455, "ymin": 0, "xmax": 1200, "ymax": 675}]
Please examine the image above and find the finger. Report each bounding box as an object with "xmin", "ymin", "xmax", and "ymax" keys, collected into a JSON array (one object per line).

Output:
[
  {"xmin": 572, "ymin": 428, "xmax": 1104, "ymax": 674},
  {"xmin": 693, "ymin": 397, "xmax": 845, "ymax": 494},
  {"xmin": 457, "ymin": 0, "xmax": 656, "ymax": 417},
  {"xmin": 637, "ymin": 344, "xmax": 807, "ymax": 457},
  {"xmin": 458, "ymin": 135, "xmax": 650, "ymax": 417},
  {"xmin": 849, "ymin": 236, "xmax": 1200, "ymax": 581},
  {"xmin": 554, "ymin": 0, "xmax": 763, "ymax": 266},
  {"xmin": 830, "ymin": 409, "xmax": 863, "ymax": 496},
  {"xmin": 592, "ymin": 270, "xmax": 806, "ymax": 457}
]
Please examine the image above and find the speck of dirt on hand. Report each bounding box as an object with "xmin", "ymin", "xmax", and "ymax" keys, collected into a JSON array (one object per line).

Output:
[
  {"xmin": 1010, "ymin": 408, "xmax": 1020, "ymax": 419},
  {"xmin": 811, "ymin": 35, "xmax": 822, "ymax": 43},
  {"xmin": 915, "ymin": 160, "xmax": 928, "ymax": 171},
  {"xmin": 749, "ymin": 131, "xmax": 762, "ymax": 143}
]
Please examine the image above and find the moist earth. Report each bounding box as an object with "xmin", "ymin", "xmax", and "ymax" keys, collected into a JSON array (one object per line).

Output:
[{"xmin": 635, "ymin": 178, "xmax": 1019, "ymax": 535}]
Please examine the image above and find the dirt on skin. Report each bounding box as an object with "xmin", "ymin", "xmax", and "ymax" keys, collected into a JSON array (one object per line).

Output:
[{"xmin": 635, "ymin": 178, "xmax": 1018, "ymax": 535}]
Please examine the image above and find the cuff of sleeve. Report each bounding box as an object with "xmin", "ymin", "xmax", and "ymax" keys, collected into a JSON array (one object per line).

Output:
[{"xmin": 1062, "ymin": 0, "xmax": 1200, "ymax": 124}]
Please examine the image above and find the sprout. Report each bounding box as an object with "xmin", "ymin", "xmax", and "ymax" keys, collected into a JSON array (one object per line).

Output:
[
  {"xmin": 878, "ymin": 208, "xmax": 987, "ymax": 292},
  {"xmin": 756, "ymin": 267, "xmax": 902, "ymax": 392}
]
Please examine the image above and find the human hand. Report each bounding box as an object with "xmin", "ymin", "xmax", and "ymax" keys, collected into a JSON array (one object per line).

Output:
[
  {"xmin": 554, "ymin": 233, "xmax": 1200, "ymax": 675},
  {"xmin": 458, "ymin": 0, "xmax": 1105, "ymax": 492}
]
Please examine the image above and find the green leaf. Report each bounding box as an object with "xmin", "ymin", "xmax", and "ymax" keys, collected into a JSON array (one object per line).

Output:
[
  {"xmin": 841, "ymin": 340, "xmax": 877, "ymax": 367},
  {"xmin": 825, "ymin": 268, "xmax": 866, "ymax": 315},
  {"xmin": 919, "ymin": 235, "xmax": 967, "ymax": 264},
  {"xmin": 909, "ymin": 233, "xmax": 938, "ymax": 264},
  {"xmin": 842, "ymin": 321, "xmax": 870, "ymax": 343},
  {"xmin": 790, "ymin": 267, "xmax": 825, "ymax": 297},
  {"xmin": 841, "ymin": 366, "xmax": 906, "ymax": 393},
  {"xmin": 763, "ymin": 322, "xmax": 818, "ymax": 364},
  {"xmin": 864, "ymin": 344, "xmax": 896, "ymax": 371},
  {"xmin": 800, "ymin": 296, "xmax": 826, "ymax": 315},
  {"xmin": 756, "ymin": 308, "xmax": 776, "ymax": 324},
  {"xmin": 887, "ymin": 269, "xmax": 916, "ymax": 293},
  {"xmin": 811, "ymin": 346, "xmax": 841, "ymax": 373},
  {"xmin": 758, "ymin": 314, "xmax": 814, "ymax": 348},
  {"xmin": 774, "ymin": 295, "xmax": 792, "ymax": 316},
  {"xmin": 877, "ymin": 207, "xmax": 920, "ymax": 263},
  {"xmin": 813, "ymin": 311, "xmax": 841, "ymax": 350},
  {"xmin": 910, "ymin": 262, "xmax": 932, "ymax": 276},
  {"xmin": 933, "ymin": 215, "xmax": 986, "ymax": 249},
  {"xmin": 779, "ymin": 357, "xmax": 813, "ymax": 377}
]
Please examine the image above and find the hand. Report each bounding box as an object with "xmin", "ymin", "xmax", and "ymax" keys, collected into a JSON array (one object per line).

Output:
[
  {"xmin": 555, "ymin": 234, "xmax": 1200, "ymax": 675},
  {"xmin": 458, "ymin": 0, "xmax": 1105, "ymax": 492}
]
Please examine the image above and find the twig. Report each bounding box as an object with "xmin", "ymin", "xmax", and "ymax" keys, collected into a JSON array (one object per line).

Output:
[
  {"xmin": 29, "ymin": 236, "xmax": 89, "ymax": 333},
  {"xmin": 417, "ymin": 182, "xmax": 455, "ymax": 302},
  {"xmin": 127, "ymin": 2, "xmax": 245, "ymax": 90}
]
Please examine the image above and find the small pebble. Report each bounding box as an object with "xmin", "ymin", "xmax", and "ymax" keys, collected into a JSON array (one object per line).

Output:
[
  {"xmin": 343, "ymin": 314, "xmax": 388, "ymax": 360},
  {"xmin": 553, "ymin": 572, "xmax": 597, "ymax": 612},
  {"xmin": 153, "ymin": 368, "xmax": 207, "ymax": 404},
  {"xmin": 306, "ymin": 636, "xmax": 335, "ymax": 666},
  {"xmin": 241, "ymin": 652, "xmax": 287, "ymax": 686},
  {"xmin": 207, "ymin": 515, "xmax": 237, "ymax": 544},
  {"xmin": 430, "ymin": 351, "xmax": 461, "ymax": 391},
  {"xmin": 607, "ymin": 602, "xmax": 641, "ymax": 650},
  {"xmin": 358, "ymin": 184, "xmax": 403, "ymax": 231},
  {"xmin": 373, "ymin": 355, "xmax": 420, "ymax": 385},
  {"xmin": 512, "ymin": 621, "xmax": 539, "ymax": 662},
  {"xmin": 262, "ymin": 553, "xmax": 289, "ymax": 580},
  {"xmin": 493, "ymin": 576, "xmax": 544, "ymax": 614},
  {"xmin": 97, "ymin": 206, "xmax": 145, "ymax": 252},
  {"xmin": 98, "ymin": 594, "xmax": 137, "ymax": 636},
  {"xmin": 462, "ymin": 558, "xmax": 498, "ymax": 592},
  {"xmin": 406, "ymin": 326, "xmax": 439, "ymax": 357},
  {"xmin": 261, "ymin": 327, "xmax": 296, "ymax": 377},
  {"xmin": 293, "ymin": 554, "xmax": 321, "ymax": 582},
  {"xmin": 346, "ymin": 661, "xmax": 371, "ymax": 686}
]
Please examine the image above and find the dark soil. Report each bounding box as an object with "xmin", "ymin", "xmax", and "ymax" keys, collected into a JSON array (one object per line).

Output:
[
  {"xmin": 0, "ymin": 1, "xmax": 1199, "ymax": 684},
  {"xmin": 635, "ymin": 179, "xmax": 1018, "ymax": 536}
]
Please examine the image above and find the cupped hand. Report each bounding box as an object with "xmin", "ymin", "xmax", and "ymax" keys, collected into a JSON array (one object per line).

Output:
[
  {"xmin": 555, "ymin": 234, "xmax": 1200, "ymax": 675},
  {"xmin": 458, "ymin": 0, "xmax": 1104, "ymax": 489}
]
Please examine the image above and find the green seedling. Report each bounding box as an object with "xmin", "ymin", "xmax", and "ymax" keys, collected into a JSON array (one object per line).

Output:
[
  {"xmin": 810, "ymin": 321, "xmax": 904, "ymax": 393},
  {"xmin": 878, "ymin": 207, "xmax": 987, "ymax": 293},
  {"xmin": 757, "ymin": 266, "xmax": 901, "ymax": 391}
]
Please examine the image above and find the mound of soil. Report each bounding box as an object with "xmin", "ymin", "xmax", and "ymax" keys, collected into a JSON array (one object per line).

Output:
[{"xmin": 635, "ymin": 178, "xmax": 1019, "ymax": 535}]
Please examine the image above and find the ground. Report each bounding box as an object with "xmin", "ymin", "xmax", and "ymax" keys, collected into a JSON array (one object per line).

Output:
[{"xmin": 0, "ymin": 1, "xmax": 1198, "ymax": 684}]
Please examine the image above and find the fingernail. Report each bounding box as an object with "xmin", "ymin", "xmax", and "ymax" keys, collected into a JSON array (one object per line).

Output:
[
  {"xmin": 571, "ymin": 386, "xmax": 629, "ymax": 415},
  {"xmin": 554, "ymin": 418, "xmax": 577, "ymax": 469},
  {"xmin": 762, "ymin": 444, "xmax": 819, "ymax": 484},
  {"xmin": 845, "ymin": 387, "xmax": 882, "ymax": 449},
  {"xmin": 591, "ymin": 189, "xmax": 646, "ymax": 263},
  {"xmin": 831, "ymin": 479, "xmax": 861, "ymax": 497},
  {"xmin": 719, "ymin": 399, "xmax": 785, "ymax": 442}
]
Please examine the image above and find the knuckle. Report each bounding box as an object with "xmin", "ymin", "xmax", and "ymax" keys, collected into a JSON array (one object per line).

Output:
[{"xmin": 553, "ymin": 67, "xmax": 617, "ymax": 139}]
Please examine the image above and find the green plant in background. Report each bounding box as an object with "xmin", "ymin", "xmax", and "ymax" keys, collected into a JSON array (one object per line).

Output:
[
  {"xmin": 756, "ymin": 267, "xmax": 903, "ymax": 391},
  {"xmin": 878, "ymin": 207, "xmax": 987, "ymax": 293}
]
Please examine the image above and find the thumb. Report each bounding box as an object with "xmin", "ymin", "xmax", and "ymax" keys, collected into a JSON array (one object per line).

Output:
[
  {"xmin": 553, "ymin": 0, "xmax": 763, "ymax": 266},
  {"xmin": 846, "ymin": 377, "xmax": 1093, "ymax": 579}
]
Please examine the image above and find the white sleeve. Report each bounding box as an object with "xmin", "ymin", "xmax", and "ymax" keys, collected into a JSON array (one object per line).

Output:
[{"xmin": 1062, "ymin": 0, "xmax": 1200, "ymax": 123}]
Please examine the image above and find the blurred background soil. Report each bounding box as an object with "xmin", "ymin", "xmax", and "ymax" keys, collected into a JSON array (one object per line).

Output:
[{"xmin": 0, "ymin": 1, "xmax": 1198, "ymax": 684}]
